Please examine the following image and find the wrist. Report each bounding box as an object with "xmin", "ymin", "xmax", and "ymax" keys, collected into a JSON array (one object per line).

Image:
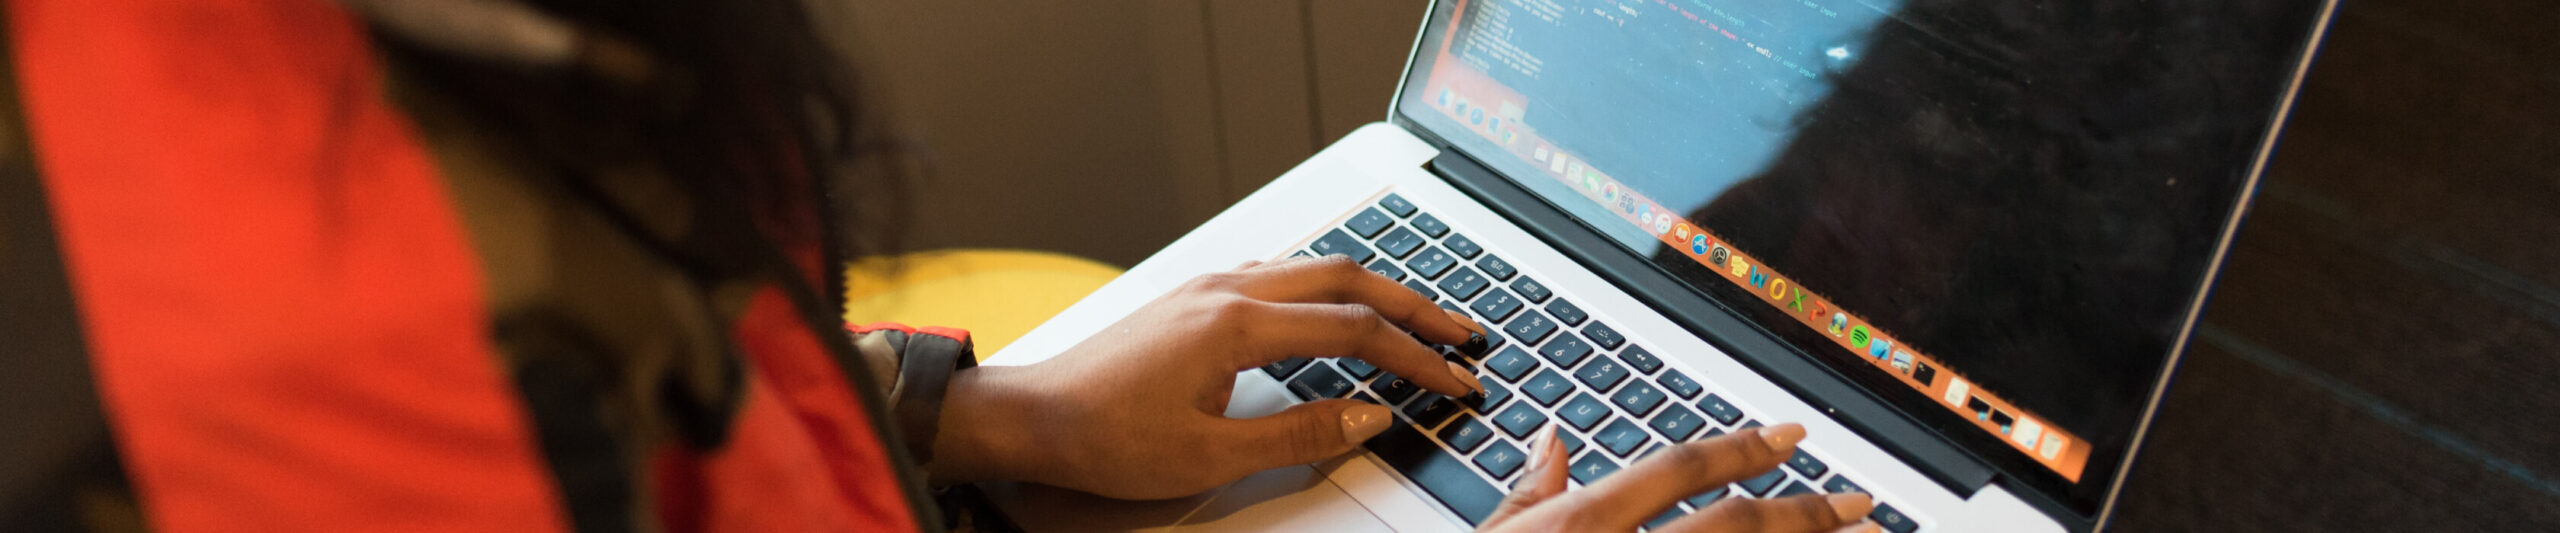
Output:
[{"xmin": 925, "ymin": 364, "xmax": 1048, "ymax": 486}]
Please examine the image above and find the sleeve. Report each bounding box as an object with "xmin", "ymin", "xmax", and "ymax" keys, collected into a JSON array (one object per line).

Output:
[{"xmin": 843, "ymin": 323, "xmax": 977, "ymax": 467}]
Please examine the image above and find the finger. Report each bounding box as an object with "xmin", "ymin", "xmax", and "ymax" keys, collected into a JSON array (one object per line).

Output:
[
  {"xmin": 1482, "ymin": 426, "xmax": 1570, "ymax": 528},
  {"xmin": 1553, "ymin": 424, "xmax": 1807, "ymax": 528},
  {"xmin": 1224, "ymin": 255, "xmax": 1483, "ymax": 346},
  {"xmin": 1246, "ymin": 302, "xmax": 1485, "ymax": 397},
  {"xmin": 1234, "ymin": 259, "xmax": 1265, "ymax": 271},
  {"xmin": 1662, "ymin": 492, "xmax": 1872, "ymax": 533},
  {"xmin": 1207, "ymin": 399, "xmax": 1392, "ymax": 472},
  {"xmin": 1827, "ymin": 521, "xmax": 1883, "ymax": 533}
]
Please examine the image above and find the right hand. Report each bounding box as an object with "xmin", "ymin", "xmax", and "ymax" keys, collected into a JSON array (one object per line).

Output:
[{"xmin": 1477, "ymin": 423, "xmax": 1880, "ymax": 533}]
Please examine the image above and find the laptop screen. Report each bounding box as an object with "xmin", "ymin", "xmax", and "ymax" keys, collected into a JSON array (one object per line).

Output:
[{"xmin": 1395, "ymin": 0, "xmax": 2327, "ymax": 508}]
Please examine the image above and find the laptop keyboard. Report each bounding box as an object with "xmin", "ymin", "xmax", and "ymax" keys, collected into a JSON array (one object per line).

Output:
[{"xmin": 1258, "ymin": 193, "xmax": 1922, "ymax": 533}]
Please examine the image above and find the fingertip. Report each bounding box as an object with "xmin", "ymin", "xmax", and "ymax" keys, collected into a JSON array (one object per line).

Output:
[
  {"xmin": 1827, "ymin": 492, "xmax": 1873, "ymax": 523},
  {"xmin": 1340, "ymin": 404, "xmax": 1392, "ymax": 445},
  {"xmin": 1760, "ymin": 422, "xmax": 1806, "ymax": 453}
]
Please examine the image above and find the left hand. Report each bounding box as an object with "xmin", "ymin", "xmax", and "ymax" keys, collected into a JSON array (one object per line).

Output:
[{"xmin": 924, "ymin": 255, "xmax": 1490, "ymax": 499}]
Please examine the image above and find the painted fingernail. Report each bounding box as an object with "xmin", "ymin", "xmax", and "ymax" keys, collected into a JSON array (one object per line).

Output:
[
  {"xmin": 1827, "ymin": 493, "xmax": 1874, "ymax": 523},
  {"xmin": 1761, "ymin": 423, "xmax": 1806, "ymax": 453},
  {"xmin": 1341, "ymin": 405, "xmax": 1392, "ymax": 445},
  {"xmin": 1446, "ymin": 361, "xmax": 1486, "ymax": 395},
  {"xmin": 1444, "ymin": 309, "xmax": 1485, "ymax": 334},
  {"xmin": 1527, "ymin": 426, "xmax": 1557, "ymax": 470}
]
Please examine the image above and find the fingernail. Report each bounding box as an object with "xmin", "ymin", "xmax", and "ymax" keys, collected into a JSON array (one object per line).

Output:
[
  {"xmin": 1761, "ymin": 423, "xmax": 1806, "ymax": 453},
  {"xmin": 1444, "ymin": 309, "xmax": 1484, "ymax": 334},
  {"xmin": 1446, "ymin": 361, "xmax": 1485, "ymax": 395},
  {"xmin": 1827, "ymin": 493, "xmax": 1874, "ymax": 523},
  {"xmin": 1527, "ymin": 426, "xmax": 1557, "ymax": 470},
  {"xmin": 1341, "ymin": 405, "xmax": 1392, "ymax": 445}
]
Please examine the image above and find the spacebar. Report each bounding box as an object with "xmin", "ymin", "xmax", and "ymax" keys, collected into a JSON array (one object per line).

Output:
[{"xmin": 1364, "ymin": 424, "xmax": 1502, "ymax": 525}]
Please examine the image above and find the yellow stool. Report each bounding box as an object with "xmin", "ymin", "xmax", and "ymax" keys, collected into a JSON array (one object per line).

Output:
[{"xmin": 841, "ymin": 249, "xmax": 1124, "ymax": 360}]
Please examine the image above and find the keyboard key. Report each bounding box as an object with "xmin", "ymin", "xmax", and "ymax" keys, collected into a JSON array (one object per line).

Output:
[
  {"xmin": 1492, "ymin": 403, "xmax": 1548, "ymax": 439},
  {"xmin": 1583, "ymin": 321, "xmax": 1626, "ymax": 350},
  {"xmin": 1483, "ymin": 347, "xmax": 1540, "ymax": 383},
  {"xmin": 1403, "ymin": 393, "xmax": 1463, "ymax": 428},
  {"xmin": 1477, "ymin": 255, "xmax": 1518, "ymax": 281},
  {"xmin": 1618, "ymin": 345, "xmax": 1664, "ymax": 375},
  {"xmin": 1444, "ymin": 233, "xmax": 1484, "ymax": 259},
  {"xmin": 1574, "ymin": 357, "xmax": 1630, "ymax": 392},
  {"xmin": 1375, "ymin": 227, "xmax": 1426, "ymax": 259},
  {"xmin": 1738, "ymin": 468, "xmax": 1789, "ymax": 496},
  {"xmin": 1513, "ymin": 276, "xmax": 1553, "ymax": 303},
  {"xmin": 1822, "ymin": 475, "xmax": 1864, "ymax": 494},
  {"xmin": 1540, "ymin": 332, "xmax": 1594, "ymax": 369},
  {"xmin": 1340, "ymin": 358, "xmax": 1381, "ymax": 380},
  {"xmin": 1595, "ymin": 418, "xmax": 1651, "ymax": 458},
  {"xmin": 1286, "ymin": 364, "xmax": 1357, "ymax": 401},
  {"xmin": 1437, "ymin": 267, "xmax": 1492, "ymax": 301},
  {"xmin": 1345, "ymin": 208, "xmax": 1394, "ymax": 238},
  {"xmin": 1568, "ymin": 452, "xmax": 1621, "ymax": 485},
  {"xmin": 1261, "ymin": 357, "xmax": 1312, "ymax": 379},
  {"xmin": 1506, "ymin": 310, "xmax": 1561, "ymax": 346},
  {"xmin": 1558, "ymin": 394, "xmax": 1612, "ymax": 431},
  {"xmin": 1403, "ymin": 279, "xmax": 1437, "ymax": 299},
  {"xmin": 1697, "ymin": 394, "xmax": 1745, "ymax": 425},
  {"xmin": 1365, "ymin": 258, "xmax": 1408, "ymax": 282},
  {"xmin": 1376, "ymin": 374, "xmax": 1421, "ymax": 405},
  {"xmin": 1612, "ymin": 381, "xmax": 1668, "ymax": 418},
  {"xmin": 1469, "ymin": 289, "xmax": 1525, "ymax": 323},
  {"xmin": 1310, "ymin": 230, "xmax": 1376, "ymax": 264},
  {"xmin": 1291, "ymin": 250, "xmax": 1313, "ymax": 258},
  {"xmin": 1547, "ymin": 298, "xmax": 1588, "ymax": 326},
  {"xmin": 1649, "ymin": 403, "xmax": 1708, "ymax": 441},
  {"xmin": 1776, "ymin": 482, "xmax": 1813, "ymax": 497},
  {"xmin": 1411, "ymin": 213, "xmax": 1451, "ymax": 238},
  {"xmin": 1378, "ymin": 194, "xmax": 1418, "ymax": 217},
  {"xmin": 1559, "ymin": 430, "xmax": 1587, "ymax": 457},
  {"xmin": 1407, "ymin": 248, "xmax": 1458, "ymax": 279},
  {"xmin": 1684, "ymin": 486, "xmax": 1730, "ymax": 508},
  {"xmin": 1354, "ymin": 391, "xmax": 1384, "ymax": 405},
  {"xmin": 1438, "ymin": 417, "xmax": 1495, "ymax": 454},
  {"xmin": 1645, "ymin": 505, "xmax": 1688, "ymax": 530},
  {"xmin": 1871, "ymin": 503, "xmax": 1918, "ymax": 533},
  {"xmin": 1521, "ymin": 369, "xmax": 1576, "ymax": 406},
  {"xmin": 1784, "ymin": 450, "xmax": 1830, "ymax": 480},
  {"xmin": 1473, "ymin": 440, "xmax": 1528, "ymax": 479},
  {"xmin": 1659, "ymin": 369, "xmax": 1705, "ymax": 400},
  {"xmin": 1473, "ymin": 379, "xmax": 1513, "ymax": 412},
  {"xmin": 1366, "ymin": 425, "xmax": 1500, "ymax": 525}
]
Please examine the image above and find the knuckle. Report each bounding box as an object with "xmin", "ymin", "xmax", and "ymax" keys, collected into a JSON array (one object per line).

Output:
[
  {"xmin": 1660, "ymin": 440, "xmax": 1720, "ymax": 476},
  {"xmin": 1793, "ymin": 495, "xmax": 1842, "ymax": 527}
]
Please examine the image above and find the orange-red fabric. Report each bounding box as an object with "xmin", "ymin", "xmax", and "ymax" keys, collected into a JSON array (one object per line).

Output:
[
  {"xmin": 9, "ymin": 0, "xmax": 571, "ymax": 531},
  {"xmin": 696, "ymin": 288, "xmax": 921, "ymax": 532}
]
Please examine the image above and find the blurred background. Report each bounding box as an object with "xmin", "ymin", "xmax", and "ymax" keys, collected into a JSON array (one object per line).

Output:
[{"xmin": 821, "ymin": 0, "xmax": 2559, "ymax": 530}]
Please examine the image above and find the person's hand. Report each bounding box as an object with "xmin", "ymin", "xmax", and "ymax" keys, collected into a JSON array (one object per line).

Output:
[
  {"xmin": 1479, "ymin": 423, "xmax": 1880, "ymax": 533},
  {"xmin": 926, "ymin": 255, "xmax": 1491, "ymax": 499}
]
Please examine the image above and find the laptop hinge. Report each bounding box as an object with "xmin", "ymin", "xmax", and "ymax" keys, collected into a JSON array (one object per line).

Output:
[{"xmin": 1415, "ymin": 144, "xmax": 2001, "ymax": 497}]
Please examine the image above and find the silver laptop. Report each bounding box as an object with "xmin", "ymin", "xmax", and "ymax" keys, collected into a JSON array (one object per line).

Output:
[{"xmin": 982, "ymin": 0, "xmax": 2337, "ymax": 531}]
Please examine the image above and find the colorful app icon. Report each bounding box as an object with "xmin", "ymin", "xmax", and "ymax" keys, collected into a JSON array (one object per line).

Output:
[
  {"xmin": 1468, "ymin": 106, "xmax": 1486, "ymax": 126},
  {"xmin": 1912, "ymin": 362, "xmax": 1937, "ymax": 386},
  {"xmin": 1868, "ymin": 337, "xmax": 1891, "ymax": 359},
  {"xmin": 1768, "ymin": 278, "xmax": 1789, "ymax": 300},
  {"xmin": 1990, "ymin": 411, "xmax": 2015, "ymax": 434},
  {"xmin": 1550, "ymin": 154, "xmax": 1569, "ymax": 173},
  {"xmin": 1534, "ymin": 145, "xmax": 1552, "ymax": 162},
  {"xmin": 1600, "ymin": 182, "xmax": 1617, "ymax": 203},
  {"xmin": 1826, "ymin": 312, "xmax": 1847, "ymax": 336},
  {"xmin": 1708, "ymin": 245, "xmax": 1730, "ymax": 266},
  {"xmin": 2012, "ymin": 418, "xmax": 2043, "ymax": 448},
  {"xmin": 1488, "ymin": 117, "xmax": 1502, "ymax": 132},
  {"xmin": 1438, "ymin": 88, "xmax": 1452, "ymax": 107},
  {"xmin": 1848, "ymin": 325, "xmax": 1872, "ymax": 348},
  {"xmin": 1636, "ymin": 203, "xmax": 1652, "ymax": 223},
  {"xmin": 1747, "ymin": 265, "xmax": 1769, "ymax": 288},
  {"xmin": 1652, "ymin": 213, "xmax": 1674, "ymax": 234},
  {"xmin": 1690, "ymin": 234, "xmax": 1710, "ymax": 255},
  {"xmin": 1943, "ymin": 378, "xmax": 1969, "ymax": 406},
  {"xmin": 1675, "ymin": 224, "xmax": 1693, "ymax": 240},
  {"xmin": 1968, "ymin": 398, "xmax": 1994, "ymax": 420},
  {"xmin": 1890, "ymin": 351, "xmax": 1914, "ymax": 374},
  {"xmin": 2038, "ymin": 433, "xmax": 2065, "ymax": 460},
  {"xmin": 1616, "ymin": 195, "xmax": 1635, "ymax": 213},
  {"xmin": 1729, "ymin": 257, "xmax": 1749, "ymax": 278}
]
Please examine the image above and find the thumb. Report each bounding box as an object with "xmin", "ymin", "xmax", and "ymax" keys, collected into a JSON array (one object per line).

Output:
[{"xmin": 1216, "ymin": 399, "xmax": 1396, "ymax": 471}]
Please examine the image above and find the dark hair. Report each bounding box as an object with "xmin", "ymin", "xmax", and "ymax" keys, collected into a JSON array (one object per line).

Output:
[{"xmin": 366, "ymin": 0, "xmax": 917, "ymax": 300}]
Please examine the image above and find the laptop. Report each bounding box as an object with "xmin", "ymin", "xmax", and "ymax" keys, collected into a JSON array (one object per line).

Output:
[{"xmin": 980, "ymin": 0, "xmax": 2337, "ymax": 531}]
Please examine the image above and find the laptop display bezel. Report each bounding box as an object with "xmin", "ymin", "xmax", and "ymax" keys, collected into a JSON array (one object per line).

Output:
[{"xmin": 1381, "ymin": 0, "xmax": 2341, "ymax": 527}]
